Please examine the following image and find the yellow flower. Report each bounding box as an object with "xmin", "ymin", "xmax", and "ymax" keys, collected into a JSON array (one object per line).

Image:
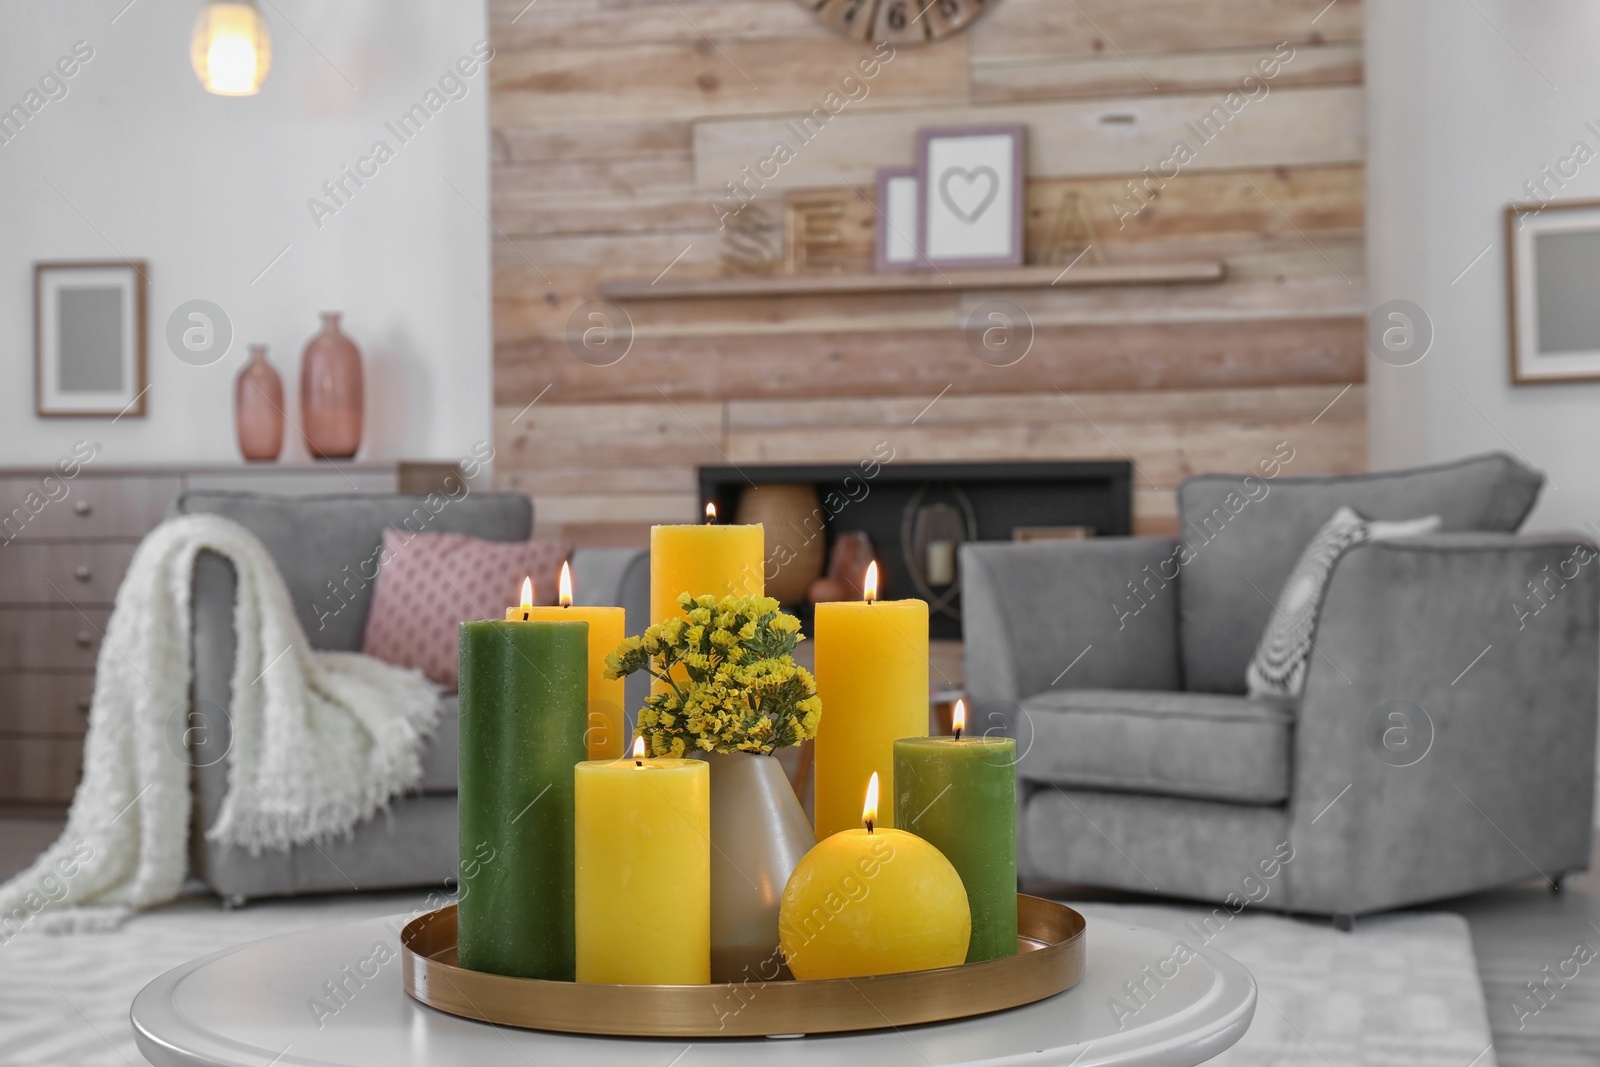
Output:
[{"xmin": 605, "ymin": 590, "xmax": 820, "ymax": 756}]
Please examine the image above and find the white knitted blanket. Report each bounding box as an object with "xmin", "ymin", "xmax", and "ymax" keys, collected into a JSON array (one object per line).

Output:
[{"xmin": 0, "ymin": 515, "xmax": 440, "ymax": 932}]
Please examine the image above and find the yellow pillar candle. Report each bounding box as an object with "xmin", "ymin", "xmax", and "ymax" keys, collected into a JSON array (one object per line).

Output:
[
  {"xmin": 779, "ymin": 773, "xmax": 969, "ymax": 980},
  {"xmin": 575, "ymin": 738, "xmax": 711, "ymax": 985},
  {"xmin": 649, "ymin": 508, "xmax": 765, "ymax": 624},
  {"xmin": 505, "ymin": 564, "xmax": 627, "ymax": 760},
  {"xmin": 812, "ymin": 562, "xmax": 929, "ymax": 839},
  {"xmin": 650, "ymin": 511, "xmax": 765, "ymax": 695}
]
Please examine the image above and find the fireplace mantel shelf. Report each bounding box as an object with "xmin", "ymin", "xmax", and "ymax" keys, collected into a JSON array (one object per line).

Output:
[{"xmin": 597, "ymin": 261, "xmax": 1225, "ymax": 301}]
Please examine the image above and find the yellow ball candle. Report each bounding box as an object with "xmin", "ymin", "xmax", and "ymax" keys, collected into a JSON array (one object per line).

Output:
[{"xmin": 778, "ymin": 773, "xmax": 969, "ymax": 980}]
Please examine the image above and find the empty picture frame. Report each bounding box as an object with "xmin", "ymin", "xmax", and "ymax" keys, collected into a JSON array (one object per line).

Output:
[
  {"xmin": 915, "ymin": 124, "xmax": 1026, "ymax": 269},
  {"xmin": 874, "ymin": 165, "xmax": 921, "ymax": 272},
  {"xmin": 35, "ymin": 261, "xmax": 148, "ymax": 417},
  {"xmin": 1506, "ymin": 199, "xmax": 1600, "ymax": 383}
]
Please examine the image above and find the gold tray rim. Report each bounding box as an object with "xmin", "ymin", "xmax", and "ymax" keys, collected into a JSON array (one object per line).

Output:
[{"xmin": 400, "ymin": 894, "xmax": 1085, "ymax": 1038}]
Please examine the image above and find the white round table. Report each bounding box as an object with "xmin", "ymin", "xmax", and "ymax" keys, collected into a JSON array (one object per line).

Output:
[{"xmin": 131, "ymin": 913, "xmax": 1254, "ymax": 1067}]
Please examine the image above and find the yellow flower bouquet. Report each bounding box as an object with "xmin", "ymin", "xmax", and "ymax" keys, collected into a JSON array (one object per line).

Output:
[{"xmin": 604, "ymin": 592, "xmax": 821, "ymax": 758}]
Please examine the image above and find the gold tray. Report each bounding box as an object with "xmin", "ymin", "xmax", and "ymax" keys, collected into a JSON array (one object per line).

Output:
[{"xmin": 400, "ymin": 894, "xmax": 1085, "ymax": 1038}]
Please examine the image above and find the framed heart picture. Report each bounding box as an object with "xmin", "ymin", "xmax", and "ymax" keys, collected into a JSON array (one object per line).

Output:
[{"xmin": 915, "ymin": 124, "xmax": 1026, "ymax": 269}]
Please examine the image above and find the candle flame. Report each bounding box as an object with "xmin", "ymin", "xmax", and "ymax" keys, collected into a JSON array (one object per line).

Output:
[
  {"xmin": 705, "ymin": 501, "xmax": 717, "ymax": 524},
  {"xmin": 519, "ymin": 576, "xmax": 534, "ymax": 611},
  {"xmin": 863, "ymin": 561, "xmax": 879, "ymax": 604},
  {"xmin": 558, "ymin": 560, "xmax": 573, "ymax": 607},
  {"xmin": 953, "ymin": 699, "xmax": 966, "ymax": 739},
  {"xmin": 632, "ymin": 736, "xmax": 646, "ymax": 766},
  {"xmin": 862, "ymin": 772, "xmax": 879, "ymax": 832}
]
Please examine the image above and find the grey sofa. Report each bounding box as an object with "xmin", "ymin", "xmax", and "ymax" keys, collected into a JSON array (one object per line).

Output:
[
  {"xmin": 962, "ymin": 453, "xmax": 1599, "ymax": 919},
  {"xmin": 176, "ymin": 490, "xmax": 650, "ymax": 904}
]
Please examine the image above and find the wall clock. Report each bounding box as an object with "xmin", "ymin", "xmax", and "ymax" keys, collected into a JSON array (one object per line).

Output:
[{"xmin": 799, "ymin": 0, "xmax": 991, "ymax": 45}]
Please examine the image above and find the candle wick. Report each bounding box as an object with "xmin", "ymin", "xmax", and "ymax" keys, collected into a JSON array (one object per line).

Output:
[
  {"xmin": 635, "ymin": 758, "xmax": 644, "ymax": 768},
  {"xmin": 865, "ymin": 819, "xmax": 874, "ymax": 835},
  {"xmin": 954, "ymin": 727, "xmax": 962, "ymax": 741}
]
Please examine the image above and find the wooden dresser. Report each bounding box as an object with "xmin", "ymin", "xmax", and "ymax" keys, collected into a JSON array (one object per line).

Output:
[{"xmin": 0, "ymin": 464, "xmax": 397, "ymax": 807}]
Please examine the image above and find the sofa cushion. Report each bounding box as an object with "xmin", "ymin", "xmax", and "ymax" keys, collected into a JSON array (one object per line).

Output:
[
  {"xmin": 1017, "ymin": 689, "xmax": 1293, "ymax": 804},
  {"xmin": 174, "ymin": 490, "xmax": 533, "ymax": 652},
  {"xmin": 415, "ymin": 694, "xmax": 459, "ymax": 795},
  {"xmin": 1177, "ymin": 452, "xmax": 1542, "ymax": 693},
  {"xmin": 361, "ymin": 529, "xmax": 571, "ymax": 689}
]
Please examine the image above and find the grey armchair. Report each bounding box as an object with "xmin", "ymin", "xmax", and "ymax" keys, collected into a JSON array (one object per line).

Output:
[
  {"xmin": 175, "ymin": 490, "xmax": 650, "ymax": 904},
  {"xmin": 962, "ymin": 453, "xmax": 1598, "ymax": 919}
]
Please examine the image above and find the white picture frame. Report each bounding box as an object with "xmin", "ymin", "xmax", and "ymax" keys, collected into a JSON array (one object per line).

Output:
[
  {"xmin": 914, "ymin": 124, "xmax": 1026, "ymax": 269},
  {"xmin": 874, "ymin": 166, "xmax": 921, "ymax": 272},
  {"xmin": 1506, "ymin": 199, "xmax": 1600, "ymax": 384},
  {"xmin": 34, "ymin": 261, "xmax": 148, "ymax": 417}
]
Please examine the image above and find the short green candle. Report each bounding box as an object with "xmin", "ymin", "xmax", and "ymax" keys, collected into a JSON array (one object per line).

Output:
[
  {"xmin": 892, "ymin": 731, "xmax": 1017, "ymax": 963},
  {"xmin": 457, "ymin": 617, "xmax": 589, "ymax": 979}
]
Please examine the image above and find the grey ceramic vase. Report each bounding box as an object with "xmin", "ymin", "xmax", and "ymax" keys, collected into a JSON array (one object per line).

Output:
[{"xmin": 705, "ymin": 751, "xmax": 816, "ymax": 983}]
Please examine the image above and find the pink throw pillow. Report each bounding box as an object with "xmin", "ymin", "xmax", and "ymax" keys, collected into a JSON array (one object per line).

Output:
[{"xmin": 361, "ymin": 530, "xmax": 572, "ymax": 690}]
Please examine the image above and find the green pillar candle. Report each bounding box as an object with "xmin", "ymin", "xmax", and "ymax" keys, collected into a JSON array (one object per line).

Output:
[
  {"xmin": 892, "ymin": 728, "xmax": 1017, "ymax": 963},
  {"xmin": 457, "ymin": 617, "xmax": 589, "ymax": 979}
]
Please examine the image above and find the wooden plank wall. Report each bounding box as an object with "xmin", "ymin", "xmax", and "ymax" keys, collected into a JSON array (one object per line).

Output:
[{"xmin": 489, "ymin": 0, "xmax": 1367, "ymax": 541}]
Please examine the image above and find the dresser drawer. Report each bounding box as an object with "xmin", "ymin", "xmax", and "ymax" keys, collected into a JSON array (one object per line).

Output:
[
  {"xmin": 0, "ymin": 609, "xmax": 112, "ymax": 670},
  {"xmin": 0, "ymin": 475, "xmax": 179, "ymax": 542},
  {"xmin": 0, "ymin": 541, "xmax": 137, "ymax": 605},
  {"xmin": 0, "ymin": 738, "xmax": 83, "ymax": 803},
  {"xmin": 0, "ymin": 672, "xmax": 94, "ymax": 734}
]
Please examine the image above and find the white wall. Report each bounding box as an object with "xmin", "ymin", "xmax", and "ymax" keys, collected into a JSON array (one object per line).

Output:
[
  {"xmin": 1368, "ymin": 0, "xmax": 1600, "ymax": 824},
  {"xmin": 0, "ymin": 0, "xmax": 492, "ymax": 467},
  {"xmin": 1368, "ymin": 0, "xmax": 1600, "ymax": 535}
]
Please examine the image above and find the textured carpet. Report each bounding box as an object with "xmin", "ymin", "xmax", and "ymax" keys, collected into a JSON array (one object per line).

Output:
[
  {"xmin": 0, "ymin": 892, "xmax": 1495, "ymax": 1066},
  {"xmin": 1078, "ymin": 903, "xmax": 1498, "ymax": 1067}
]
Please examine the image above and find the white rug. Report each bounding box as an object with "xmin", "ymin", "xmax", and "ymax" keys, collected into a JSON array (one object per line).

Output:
[
  {"xmin": 0, "ymin": 893, "xmax": 1496, "ymax": 1066},
  {"xmin": 1078, "ymin": 904, "xmax": 1498, "ymax": 1067}
]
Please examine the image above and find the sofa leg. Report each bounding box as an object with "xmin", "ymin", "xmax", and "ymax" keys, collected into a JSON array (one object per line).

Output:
[
  {"xmin": 1332, "ymin": 913, "xmax": 1356, "ymax": 933},
  {"xmin": 222, "ymin": 894, "xmax": 247, "ymax": 911},
  {"xmin": 1551, "ymin": 874, "xmax": 1568, "ymax": 894}
]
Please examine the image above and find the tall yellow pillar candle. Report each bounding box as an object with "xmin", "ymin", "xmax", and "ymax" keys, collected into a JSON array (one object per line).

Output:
[
  {"xmin": 574, "ymin": 739, "xmax": 711, "ymax": 984},
  {"xmin": 650, "ymin": 510, "xmax": 765, "ymax": 624},
  {"xmin": 506, "ymin": 564, "xmax": 627, "ymax": 760},
  {"xmin": 812, "ymin": 563, "xmax": 929, "ymax": 840}
]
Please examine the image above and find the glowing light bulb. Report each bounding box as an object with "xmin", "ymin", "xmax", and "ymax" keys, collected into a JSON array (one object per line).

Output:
[{"xmin": 192, "ymin": 1, "xmax": 272, "ymax": 97}]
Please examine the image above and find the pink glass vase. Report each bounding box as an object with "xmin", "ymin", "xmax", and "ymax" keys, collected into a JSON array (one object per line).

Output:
[
  {"xmin": 300, "ymin": 312, "xmax": 364, "ymax": 459},
  {"xmin": 234, "ymin": 344, "xmax": 284, "ymax": 462}
]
